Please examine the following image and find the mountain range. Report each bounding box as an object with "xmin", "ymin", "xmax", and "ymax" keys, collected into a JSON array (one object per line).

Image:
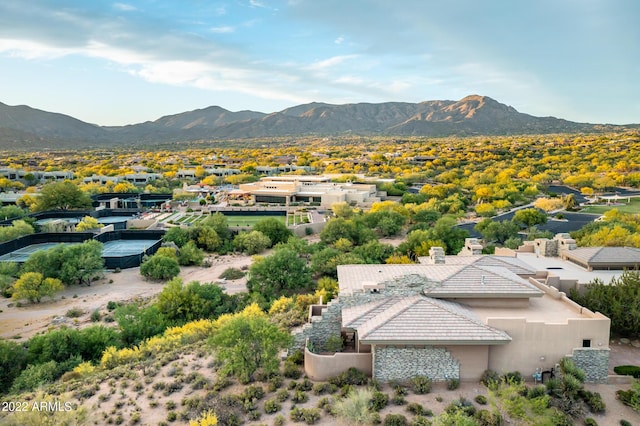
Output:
[{"xmin": 0, "ymin": 95, "xmax": 634, "ymax": 149}]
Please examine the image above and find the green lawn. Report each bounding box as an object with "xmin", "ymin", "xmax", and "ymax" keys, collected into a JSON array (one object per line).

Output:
[
  {"xmin": 580, "ymin": 197, "xmax": 640, "ymax": 214},
  {"xmin": 225, "ymin": 215, "xmax": 286, "ymax": 227}
]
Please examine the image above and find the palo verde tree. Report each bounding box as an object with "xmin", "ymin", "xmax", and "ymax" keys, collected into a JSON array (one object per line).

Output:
[
  {"xmin": 210, "ymin": 304, "xmax": 292, "ymax": 383},
  {"xmin": 32, "ymin": 180, "xmax": 92, "ymax": 211},
  {"xmin": 247, "ymin": 248, "xmax": 313, "ymax": 301},
  {"xmin": 12, "ymin": 272, "xmax": 64, "ymax": 303}
]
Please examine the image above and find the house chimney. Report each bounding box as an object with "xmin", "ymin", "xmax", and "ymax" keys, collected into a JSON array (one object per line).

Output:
[{"xmin": 429, "ymin": 247, "xmax": 445, "ymax": 264}]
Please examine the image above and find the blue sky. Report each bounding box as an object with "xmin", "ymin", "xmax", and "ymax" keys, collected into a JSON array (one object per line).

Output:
[{"xmin": 0, "ymin": 0, "xmax": 638, "ymax": 126}]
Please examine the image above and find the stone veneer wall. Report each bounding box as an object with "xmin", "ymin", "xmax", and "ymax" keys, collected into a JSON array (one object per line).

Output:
[
  {"xmin": 291, "ymin": 279, "xmax": 427, "ymax": 354},
  {"xmin": 373, "ymin": 346, "xmax": 459, "ymax": 383},
  {"xmin": 291, "ymin": 301, "xmax": 342, "ymax": 353},
  {"xmin": 568, "ymin": 348, "xmax": 610, "ymax": 384}
]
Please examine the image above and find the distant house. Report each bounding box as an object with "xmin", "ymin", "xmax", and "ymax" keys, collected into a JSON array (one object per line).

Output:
[{"xmin": 294, "ymin": 247, "xmax": 610, "ymax": 384}]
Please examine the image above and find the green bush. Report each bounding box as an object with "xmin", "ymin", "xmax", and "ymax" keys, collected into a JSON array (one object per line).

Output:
[
  {"xmin": 446, "ymin": 378, "xmax": 460, "ymax": 390},
  {"xmin": 580, "ymin": 390, "xmax": 606, "ymax": 414},
  {"xmin": 411, "ymin": 375, "xmax": 432, "ymax": 394},
  {"xmin": 383, "ymin": 414, "xmax": 408, "ymax": 426},
  {"xmin": 614, "ymin": 365, "xmax": 640, "ymax": 378},
  {"xmin": 66, "ymin": 307, "xmax": 85, "ymax": 318},
  {"xmin": 501, "ymin": 371, "xmax": 524, "ymax": 384},
  {"xmin": 219, "ymin": 267, "xmax": 246, "ymax": 280},
  {"xmin": 283, "ymin": 364, "xmax": 301, "ymax": 380},
  {"xmin": 480, "ymin": 369, "xmax": 500, "ymax": 387},
  {"xmin": 90, "ymin": 309, "xmax": 101, "ymax": 322},
  {"xmin": 368, "ymin": 391, "xmax": 389, "ymax": 412},
  {"xmin": 620, "ymin": 420, "xmax": 632, "ymax": 426},
  {"xmin": 292, "ymin": 389, "xmax": 309, "ymax": 403},
  {"xmin": 584, "ymin": 418, "xmax": 598, "ymax": 426},
  {"xmin": 474, "ymin": 409, "xmax": 502, "ymax": 426},
  {"xmin": 312, "ymin": 383, "xmax": 333, "ymax": 395},
  {"xmin": 264, "ymin": 398, "xmax": 281, "ymax": 413},
  {"xmin": 328, "ymin": 367, "xmax": 368, "ymax": 387},
  {"xmin": 406, "ymin": 402, "xmax": 426, "ymax": 416},
  {"xmin": 474, "ymin": 394, "xmax": 487, "ymax": 405}
]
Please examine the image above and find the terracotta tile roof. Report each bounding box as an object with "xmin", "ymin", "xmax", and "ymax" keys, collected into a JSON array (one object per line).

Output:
[{"xmin": 343, "ymin": 295, "xmax": 512, "ymax": 345}]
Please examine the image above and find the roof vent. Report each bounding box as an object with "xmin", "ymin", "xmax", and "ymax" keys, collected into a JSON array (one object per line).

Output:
[{"xmin": 481, "ymin": 275, "xmax": 486, "ymax": 285}]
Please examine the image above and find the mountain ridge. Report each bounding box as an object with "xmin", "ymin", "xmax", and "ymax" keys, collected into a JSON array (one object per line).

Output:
[{"xmin": 0, "ymin": 95, "xmax": 635, "ymax": 149}]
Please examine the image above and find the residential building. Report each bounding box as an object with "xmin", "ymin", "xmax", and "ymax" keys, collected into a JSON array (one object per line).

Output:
[{"xmin": 295, "ymin": 246, "xmax": 610, "ymax": 384}]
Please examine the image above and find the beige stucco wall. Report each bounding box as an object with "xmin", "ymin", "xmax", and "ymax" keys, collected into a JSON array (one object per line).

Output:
[
  {"xmin": 446, "ymin": 298, "xmax": 530, "ymax": 309},
  {"xmin": 446, "ymin": 345, "xmax": 490, "ymax": 382},
  {"xmin": 304, "ymin": 347, "xmax": 373, "ymax": 381},
  {"xmin": 486, "ymin": 315, "xmax": 610, "ymax": 375}
]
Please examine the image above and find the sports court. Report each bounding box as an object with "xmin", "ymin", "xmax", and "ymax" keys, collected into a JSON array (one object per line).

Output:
[
  {"xmin": 0, "ymin": 242, "xmax": 76, "ymax": 263},
  {"xmin": 102, "ymin": 239, "xmax": 161, "ymax": 257},
  {"xmin": 0, "ymin": 238, "xmax": 162, "ymax": 267}
]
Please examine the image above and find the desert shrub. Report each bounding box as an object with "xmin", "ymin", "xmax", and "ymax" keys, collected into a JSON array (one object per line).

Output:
[
  {"xmin": 264, "ymin": 398, "xmax": 281, "ymax": 413},
  {"xmin": 616, "ymin": 381, "xmax": 640, "ymax": 411},
  {"xmin": 66, "ymin": 307, "xmax": 85, "ymax": 318},
  {"xmin": 474, "ymin": 394, "xmax": 487, "ymax": 405},
  {"xmin": 391, "ymin": 392, "xmax": 406, "ymax": 406},
  {"xmin": 317, "ymin": 396, "xmax": 333, "ymax": 413},
  {"xmin": 383, "ymin": 414, "xmax": 408, "ymax": 426},
  {"xmin": 445, "ymin": 397, "xmax": 476, "ymax": 417},
  {"xmin": 480, "ymin": 369, "xmax": 500, "ymax": 387},
  {"xmin": 90, "ymin": 309, "xmax": 101, "ymax": 322},
  {"xmin": 406, "ymin": 402, "xmax": 426, "ymax": 416},
  {"xmin": 527, "ymin": 385, "xmax": 547, "ymax": 399},
  {"xmin": 620, "ymin": 420, "xmax": 632, "ymax": 426},
  {"xmin": 283, "ymin": 362, "xmax": 302, "ymax": 379},
  {"xmin": 296, "ymin": 377, "xmax": 313, "ymax": 391},
  {"xmin": 584, "ymin": 418, "xmax": 598, "ymax": 426},
  {"xmin": 288, "ymin": 350, "xmax": 305, "ymax": 365},
  {"xmin": 446, "ymin": 378, "xmax": 460, "ymax": 390},
  {"xmin": 240, "ymin": 385, "xmax": 265, "ymax": 403},
  {"xmin": 501, "ymin": 371, "xmax": 524, "ymax": 384},
  {"xmin": 579, "ymin": 390, "xmax": 606, "ymax": 414},
  {"xmin": 411, "ymin": 375, "xmax": 432, "ymax": 394},
  {"xmin": 268, "ymin": 375, "xmax": 284, "ymax": 392},
  {"xmin": 333, "ymin": 388, "xmax": 377, "ymax": 425},
  {"xmin": 474, "ymin": 409, "xmax": 502, "ymax": 426},
  {"xmin": 545, "ymin": 377, "xmax": 563, "ymax": 398},
  {"xmin": 275, "ymin": 389, "xmax": 289, "ymax": 402},
  {"xmin": 411, "ymin": 415, "xmax": 432, "ymax": 426},
  {"xmin": 368, "ymin": 391, "xmax": 389, "ymax": 412},
  {"xmin": 292, "ymin": 390, "xmax": 309, "ymax": 403},
  {"xmin": 325, "ymin": 334, "xmax": 344, "ymax": 352},
  {"xmin": 219, "ymin": 267, "xmax": 245, "ymax": 280},
  {"xmin": 212, "ymin": 376, "xmax": 232, "ymax": 391},
  {"xmin": 313, "ymin": 383, "xmax": 333, "ymax": 395},
  {"xmin": 560, "ymin": 358, "xmax": 586, "ymax": 383},
  {"xmin": 290, "ymin": 407, "xmax": 321, "ymax": 424},
  {"xmin": 328, "ymin": 367, "xmax": 369, "ymax": 387}
]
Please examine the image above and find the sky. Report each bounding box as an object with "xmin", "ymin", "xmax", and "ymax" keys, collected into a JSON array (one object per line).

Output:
[{"xmin": 0, "ymin": 0, "xmax": 638, "ymax": 126}]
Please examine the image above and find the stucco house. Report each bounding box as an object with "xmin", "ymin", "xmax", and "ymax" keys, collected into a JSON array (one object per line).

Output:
[{"xmin": 293, "ymin": 248, "xmax": 611, "ymax": 384}]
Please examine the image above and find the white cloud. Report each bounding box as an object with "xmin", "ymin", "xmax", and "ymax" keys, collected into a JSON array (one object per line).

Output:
[
  {"xmin": 0, "ymin": 39, "xmax": 77, "ymax": 60},
  {"xmin": 334, "ymin": 36, "xmax": 344, "ymax": 44},
  {"xmin": 307, "ymin": 54, "xmax": 358, "ymax": 71},
  {"xmin": 113, "ymin": 3, "xmax": 137, "ymax": 12},
  {"xmin": 210, "ymin": 26, "xmax": 235, "ymax": 33}
]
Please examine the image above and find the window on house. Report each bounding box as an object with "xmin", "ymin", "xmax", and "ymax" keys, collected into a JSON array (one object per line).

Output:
[{"xmin": 582, "ymin": 339, "xmax": 591, "ymax": 348}]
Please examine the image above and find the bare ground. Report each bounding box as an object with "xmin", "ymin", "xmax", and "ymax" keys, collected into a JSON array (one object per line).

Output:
[{"xmin": 0, "ymin": 253, "xmax": 253, "ymax": 341}]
